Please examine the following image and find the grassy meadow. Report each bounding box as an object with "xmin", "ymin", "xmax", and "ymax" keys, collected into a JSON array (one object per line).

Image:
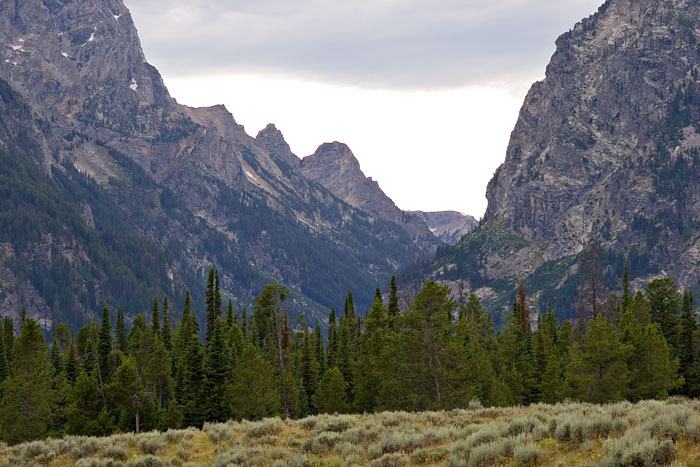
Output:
[{"xmin": 2, "ymin": 398, "xmax": 700, "ymax": 466}]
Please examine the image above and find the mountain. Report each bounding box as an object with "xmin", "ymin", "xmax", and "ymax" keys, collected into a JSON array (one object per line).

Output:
[
  {"xmin": 0, "ymin": 0, "xmax": 427, "ymax": 329},
  {"xmin": 410, "ymin": 211, "xmax": 479, "ymax": 245},
  {"xmin": 426, "ymin": 0, "xmax": 700, "ymax": 325},
  {"xmin": 300, "ymin": 142, "xmax": 438, "ymax": 251}
]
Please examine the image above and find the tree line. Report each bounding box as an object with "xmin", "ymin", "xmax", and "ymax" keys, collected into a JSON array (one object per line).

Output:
[{"xmin": 0, "ymin": 259, "xmax": 697, "ymax": 445}]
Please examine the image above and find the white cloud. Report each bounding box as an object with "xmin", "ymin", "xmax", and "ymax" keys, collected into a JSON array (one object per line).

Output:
[{"xmin": 124, "ymin": 0, "xmax": 604, "ymax": 216}]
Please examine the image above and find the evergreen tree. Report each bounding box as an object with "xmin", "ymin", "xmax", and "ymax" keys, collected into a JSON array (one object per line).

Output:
[
  {"xmin": 621, "ymin": 265, "xmax": 632, "ymax": 312},
  {"xmin": 108, "ymin": 357, "xmax": 151, "ymax": 434},
  {"xmin": 202, "ymin": 320, "xmax": 232, "ymax": 422},
  {"xmin": 565, "ymin": 314, "xmax": 631, "ymax": 403},
  {"xmin": 354, "ymin": 292, "xmax": 388, "ymax": 412},
  {"xmin": 3, "ymin": 317, "xmax": 13, "ymax": 364},
  {"xmin": 226, "ymin": 345, "xmax": 280, "ymax": 420},
  {"xmin": 517, "ymin": 281, "xmax": 531, "ymax": 335},
  {"xmin": 116, "ymin": 309, "xmax": 127, "ymax": 353},
  {"xmin": 98, "ymin": 305, "xmax": 112, "ymax": 380},
  {"xmin": 646, "ymin": 278, "xmax": 681, "ymax": 348},
  {"xmin": 574, "ymin": 242, "xmax": 609, "ymax": 332},
  {"xmin": 388, "ymin": 275, "xmax": 400, "ymax": 326},
  {"xmin": 679, "ymin": 291, "xmax": 698, "ymax": 395},
  {"xmin": 151, "ymin": 297, "xmax": 160, "ymax": 336},
  {"xmin": 0, "ymin": 330, "xmax": 7, "ymax": 385},
  {"xmin": 205, "ymin": 268, "xmax": 219, "ymax": 344},
  {"xmin": 50, "ymin": 341, "xmax": 63, "ymax": 376},
  {"xmin": 300, "ymin": 325, "xmax": 317, "ymax": 410},
  {"xmin": 64, "ymin": 340, "xmax": 79, "ymax": 385},
  {"xmin": 162, "ymin": 297, "xmax": 171, "ymax": 351},
  {"xmin": 313, "ymin": 367, "xmax": 350, "ymax": 414},
  {"xmin": 65, "ymin": 371, "xmax": 113, "ymax": 436},
  {"xmin": 0, "ymin": 319, "xmax": 55, "ymax": 443},
  {"xmin": 313, "ymin": 321, "xmax": 325, "ymax": 377},
  {"xmin": 182, "ymin": 334, "xmax": 206, "ymax": 428},
  {"xmin": 327, "ymin": 308, "xmax": 338, "ymax": 369},
  {"xmin": 226, "ymin": 299, "xmax": 234, "ymax": 330},
  {"xmin": 540, "ymin": 352, "xmax": 565, "ymax": 404},
  {"xmin": 620, "ymin": 301, "xmax": 682, "ymax": 400}
]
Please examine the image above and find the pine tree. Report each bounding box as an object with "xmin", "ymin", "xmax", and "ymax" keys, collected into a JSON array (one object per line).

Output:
[
  {"xmin": 65, "ymin": 371, "xmax": 113, "ymax": 436},
  {"xmin": 517, "ymin": 281, "xmax": 531, "ymax": 335},
  {"xmin": 182, "ymin": 334, "xmax": 206, "ymax": 428},
  {"xmin": 354, "ymin": 292, "xmax": 388, "ymax": 412},
  {"xmin": 108, "ymin": 357, "xmax": 151, "ymax": 434},
  {"xmin": 3, "ymin": 317, "xmax": 13, "ymax": 364},
  {"xmin": 646, "ymin": 278, "xmax": 681, "ymax": 350},
  {"xmin": 204, "ymin": 268, "xmax": 219, "ymax": 343},
  {"xmin": 540, "ymin": 352, "xmax": 565, "ymax": 404},
  {"xmin": 226, "ymin": 299, "xmax": 234, "ymax": 330},
  {"xmin": 202, "ymin": 320, "xmax": 232, "ymax": 422},
  {"xmin": 0, "ymin": 319, "xmax": 55, "ymax": 443},
  {"xmin": 65, "ymin": 341, "xmax": 79, "ymax": 385},
  {"xmin": 679, "ymin": 291, "xmax": 698, "ymax": 395},
  {"xmin": 574, "ymin": 242, "xmax": 609, "ymax": 332},
  {"xmin": 214, "ymin": 270, "xmax": 222, "ymax": 319},
  {"xmin": 313, "ymin": 321, "xmax": 325, "ymax": 377},
  {"xmin": 0, "ymin": 330, "xmax": 7, "ymax": 384},
  {"xmin": 300, "ymin": 325, "xmax": 316, "ymax": 410},
  {"xmin": 151, "ymin": 297, "xmax": 160, "ymax": 336},
  {"xmin": 313, "ymin": 367, "xmax": 350, "ymax": 414},
  {"xmin": 388, "ymin": 275, "xmax": 400, "ymax": 325},
  {"xmin": 98, "ymin": 305, "xmax": 112, "ymax": 380},
  {"xmin": 226, "ymin": 345, "xmax": 281, "ymax": 420},
  {"xmin": 621, "ymin": 265, "xmax": 632, "ymax": 312},
  {"xmin": 116, "ymin": 309, "xmax": 127, "ymax": 353},
  {"xmin": 327, "ymin": 308, "xmax": 338, "ymax": 368},
  {"xmin": 565, "ymin": 314, "xmax": 631, "ymax": 403},
  {"xmin": 50, "ymin": 341, "xmax": 63, "ymax": 376},
  {"xmin": 162, "ymin": 297, "xmax": 171, "ymax": 350}
]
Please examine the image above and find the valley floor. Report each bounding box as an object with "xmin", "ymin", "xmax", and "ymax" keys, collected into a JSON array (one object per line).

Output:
[{"xmin": 3, "ymin": 398, "xmax": 700, "ymax": 466}]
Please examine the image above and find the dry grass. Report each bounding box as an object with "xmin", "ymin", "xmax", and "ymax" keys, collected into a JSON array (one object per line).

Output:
[{"xmin": 3, "ymin": 398, "xmax": 700, "ymax": 466}]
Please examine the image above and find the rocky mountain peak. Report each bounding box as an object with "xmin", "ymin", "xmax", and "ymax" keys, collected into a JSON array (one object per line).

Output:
[
  {"xmin": 255, "ymin": 123, "xmax": 300, "ymax": 168},
  {"xmin": 301, "ymin": 142, "xmax": 438, "ymax": 250},
  {"xmin": 430, "ymin": 0, "xmax": 700, "ymax": 318}
]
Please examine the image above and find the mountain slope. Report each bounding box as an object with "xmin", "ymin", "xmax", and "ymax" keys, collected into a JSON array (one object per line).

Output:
[
  {"xmin": 0, "ymin": 0, "xmax": 424, "ymax": 328},
  {"xmin": 300, "ymin": 142, "xmax": 438, "ymax": 251},
  {"xmin": 427, "ymin": 0, "xmax": 700, "ymax": 323},
  {"xmin": 410, "ymin": 211, "xmax": 479, "ymax": 245}
]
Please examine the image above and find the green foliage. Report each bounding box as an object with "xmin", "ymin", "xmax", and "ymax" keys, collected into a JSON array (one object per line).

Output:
[
  {"xmin": 226, "ymin": 345, "xmax": 281, "ymax": 420},
  {"xmin": 313, "ymin": 368, "xmax": 350, "ymax": 414}
]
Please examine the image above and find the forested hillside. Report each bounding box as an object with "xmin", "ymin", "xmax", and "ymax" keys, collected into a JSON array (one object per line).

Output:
[{"xmin": 0, "ymin": 256, "xmax": 696, "ymax": 447}]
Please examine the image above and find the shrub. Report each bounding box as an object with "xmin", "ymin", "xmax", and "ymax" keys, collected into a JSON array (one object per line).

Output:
[
  {"xmin": 163, "ymin": 429, "xmax": 188, "ymax": 445},
  {"xmin": 317, "ymin": 416, "xmax": 354, "ymax": 433},
  {"xmin": 213, "ymin": 447, "xmax": 265, "ymax": 466},
  {"xmin": 410, "ymin": 447, "xmax": 448, "ymax": 464},
  {"xmin": 344, "ymin": 425, "xmax": 381, "ymax": 444},
  {"xmin": 244, "ymin": 418, "xmax": 285, "ymax": 439},
  {"xmin": 468, "ymin": 399, "xmax": 484, "ymax": 410},
  {"xmin": 601, "ymin": 431, "xmax": 677, "ymax": 466},
  {"xmin": 75, "ymin": 458, "xmax": 123, "ymax": 467},
  {"xmin": 175, "ymin": 447, "xmax": 190, "ymax": 461},
  {"xmin": 370, "ymin": 453, "xmax": 409, "ymax": 467},
  {"xmin": 125, "ymin": 456, "xmax": 165, "ymax": 467},
  {"xmin": 103, "ymin": 445, "xmax": 128, "ymax": 461},
  {"xmin": 468, "ymin": 441, "xmax": 503, "ymax": 466},
  {"xmin": 137, "ymin": 435, "xmax": 166, "ymax": 456},
  {"xmin": 513, "ymin": 443, "xmax": 543, "ymax": 466},
  {"xmin": 72, "ymin": 438, "xmax": 101, "ymax": 459},
  {"xmin": 303, "ymin": 432, "xmax": 342, "ymax": 454},
  {"xmin": 20, "ymin": 441, "xmax": 55, "ymax": 463}
]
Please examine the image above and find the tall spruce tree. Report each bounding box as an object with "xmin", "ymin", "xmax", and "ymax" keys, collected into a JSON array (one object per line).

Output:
[
  {"xmin": 226, "ymin": 345, "xmax": 281, "ymax": 420},
  {"xmin": 0, "ymin": 319, "xmax": 55, "ymax": 443},
  {"xmin": 388, "ymin": 275, "xmax": 400, "ymax": 325},
  {"xmin": 646, "ymin": 278, "xmax": 681, "ymax": 350},
  {"xmin": 151, "ymin": 297, "xmax": 160, "ymax": 336},
  {"xmin": 679, "ymin": 291, "xmax": 698, "ymax": 395},
  {"xmin": 327, "ymin": 308, "xmax": 338, "ymax": 369},
  {"xmin": 202, "ymin": 320, "xmax": 232, "ymax": 422},
  {"xmin": 162, "ymin": 297, "xmax": 171, "ymax": 350},
  {"xmin": 565, "ymin": 314, "xmax": 631, "ymax": 403},
  {"xmin": 3, "ymin": 317, "xmax": 12, "ymax": 364},
  {"xmin": 116, "ymin": 309, "xmax": 127, "ymax": 353},
  {"xmin": 98, "ymin": 305, "xmax": 112, "ymax": 380},
  {"xmin": 0, "ymin": 330, "xmax": 7, "ymax": 384}
]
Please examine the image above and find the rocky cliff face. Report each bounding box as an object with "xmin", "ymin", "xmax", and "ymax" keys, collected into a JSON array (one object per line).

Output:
[
  {"xmin": 300, "ymin": 142, "xmax": 438, "ymax": 251},
  {"xmin": 430, "ymin": 0, "xmax": 700, "ymax": 322},
  {"xmin": 410, "ymin": 211, "xmax": 478, "ymax": 245},
  {"xmin": 0, "ymin": 0, "xmax": 424, "ymax": 328}
]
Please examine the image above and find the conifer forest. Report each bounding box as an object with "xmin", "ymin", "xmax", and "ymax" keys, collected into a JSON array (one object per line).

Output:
[{"xmin": 0, "ymin": 242, "xmax": 696, "ymax": 455}]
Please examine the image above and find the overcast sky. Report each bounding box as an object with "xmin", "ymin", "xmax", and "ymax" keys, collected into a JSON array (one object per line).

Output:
[{"xmin": 125, "ymin": 0, "xmax": 604, "ymax": 217}]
